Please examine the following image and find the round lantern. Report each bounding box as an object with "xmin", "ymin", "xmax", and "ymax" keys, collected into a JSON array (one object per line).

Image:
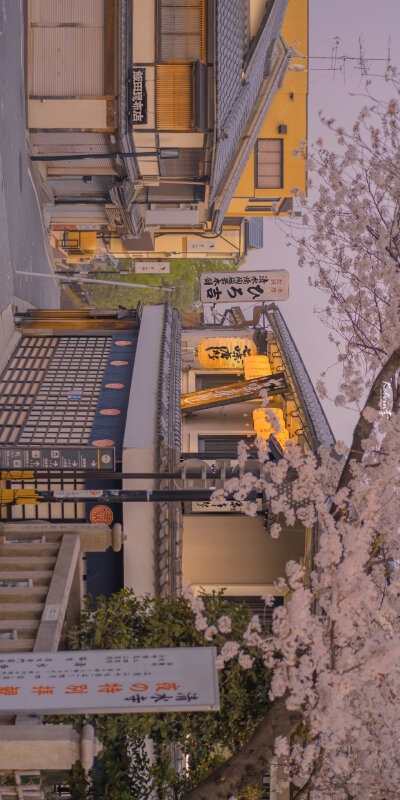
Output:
[
  {"xmin": 243, "ymin": 355, "xmax": 271, "ymax": 380},
  {"xmin": 197, "ymin": 337, "xmax": 256, "ymax": 370}
]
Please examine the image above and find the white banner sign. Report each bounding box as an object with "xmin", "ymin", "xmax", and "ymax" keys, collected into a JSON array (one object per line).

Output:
[
  {"xmin": 135, "ymin": 261, "xmax": 170, "ymax": 273},
  {"xmin": 200, "ymin": 270, "xmax": 289, "ymax": 303},
  {"xmin": 0, "ymin": 647, "xmax": 219, "ymax": 714}
]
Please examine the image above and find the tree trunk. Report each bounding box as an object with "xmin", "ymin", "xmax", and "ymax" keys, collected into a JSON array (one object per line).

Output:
[
  {"xmin": 182, "ymin": 698, "xmax": 301, "ymax": 800},
  {"xmin": 337, "ymin": 346, "xmax": 400, "ymax": 491}
]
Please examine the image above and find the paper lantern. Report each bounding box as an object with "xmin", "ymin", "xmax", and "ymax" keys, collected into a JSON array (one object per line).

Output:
[
  {"xmin": 197, "ymin": 337, "xmax": 256, "ymax": 369},
  {"xmin": 253, "ymin": 407, "xmax": 291, "ymax": 450},
  {"xmin": 243, "ymin": 355, "xmax": 271, "ymax": 380}
]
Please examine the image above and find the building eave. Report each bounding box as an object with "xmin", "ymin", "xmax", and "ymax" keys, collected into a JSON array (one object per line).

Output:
[
  {"xmin": 265, "ymin": 305, "xmax": 335, "ymax": 450},
  {"xmin": 211, "ymin": 39, "xmax": 290, "ymax": 232}
]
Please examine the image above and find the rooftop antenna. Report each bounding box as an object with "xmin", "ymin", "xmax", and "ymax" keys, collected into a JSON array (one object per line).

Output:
[
  {"xmin": 330, "ymin": 36, "xmax": 341, "ymax": 82},
  {"xmin": 358, "ymin": 37, "xmax": 369, "ymax": 77},
  {"xmin": 385, "ymin": 36, "xmax": 392, "ymax": 78}
]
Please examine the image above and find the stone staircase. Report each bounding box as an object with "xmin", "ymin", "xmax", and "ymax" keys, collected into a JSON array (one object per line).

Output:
[{"xmin": 0, "ymin": 535, "xmax": 59, "ymax": 653}]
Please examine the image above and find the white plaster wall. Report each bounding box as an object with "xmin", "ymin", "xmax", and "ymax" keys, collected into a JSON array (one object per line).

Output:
[{"xmin": 123, "ymin": 306, "xmax": 165, "ymax": 595}]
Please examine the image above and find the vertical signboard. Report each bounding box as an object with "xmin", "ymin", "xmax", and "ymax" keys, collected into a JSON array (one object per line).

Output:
[{"xmin": 200, "ymin": 270, "xmax": 289, "ymax": 303}]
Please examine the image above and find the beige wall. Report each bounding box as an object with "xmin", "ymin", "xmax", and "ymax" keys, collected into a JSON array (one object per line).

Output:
[
  {"xmin": 28, "ymin": 99, "xmax": 108, "ymax": 129},
  {"xmin": 158, "ymin": 133, "xmax": 205, "ymax": 148},
  {"xmin": 132, "ymin": 0, "xmax": 155, "ymax": 62},
  {"xmin": 249, "ymin": 0, "xmax": 268, "ymax": 37},
  {"xmin": 183, "ymin": 514, "xmax": 305, "ymax": 586}
]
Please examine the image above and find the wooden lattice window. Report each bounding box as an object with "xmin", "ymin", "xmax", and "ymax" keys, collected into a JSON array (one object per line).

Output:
[
  {"xmin": 256, "ymin": 139, "xmax": 283, "ymax": 189},
  {"xmin": 0, "ymin": 337, "xmax": 58, "ymax": 444},
  {"xmin": 158, "ymin": 0, "xmax": 206, "ymax": 62},
  {"xmin": 156, "ymin": 64, "xmax": 192, "ymax": 130},
  {"xmin": 18, "ymin": 337, "xmax": 112, "ymax": 446}
]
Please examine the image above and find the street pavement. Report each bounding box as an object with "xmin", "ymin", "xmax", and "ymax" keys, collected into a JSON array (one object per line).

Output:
[{"xmin": 0, "ymin": 0, "xmax": 59, "ymax": 327}]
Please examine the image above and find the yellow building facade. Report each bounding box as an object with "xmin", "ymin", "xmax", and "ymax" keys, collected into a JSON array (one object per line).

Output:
[{"xmin": 227, "ymin": 0, "xmax": 308, "ymax": 220}]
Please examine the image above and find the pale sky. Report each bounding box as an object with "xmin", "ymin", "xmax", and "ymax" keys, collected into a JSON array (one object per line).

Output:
[{"xmin": 242, "ymin": 0, "xmax": 400, "ymax": 443}]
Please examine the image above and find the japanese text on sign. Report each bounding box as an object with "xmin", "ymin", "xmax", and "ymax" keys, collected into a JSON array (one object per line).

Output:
[
  {"xmin": 0, "ymin": 648, "xmax": 219, "ymax": 714},
  {"xmin": 200, "ymin": 270, "xmax": 289, "ymax": 303},
  {"xmin": 0, "ymin": 446, "xmax": 115, "ymax": 471},
  {"xmin": 128, "ymin": 68, "xmax": 147, "ymax": 125}
]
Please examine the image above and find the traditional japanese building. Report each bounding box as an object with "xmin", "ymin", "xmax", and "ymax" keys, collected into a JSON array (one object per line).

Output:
[
  {"xmin": 0, "ymin": 303, "xmax": 333, "ymax": 794},
  {"xmin": 27, "ymin": 0, "xmax": 307, "ymax": 262},
  {"xmin": 179, "ymin": 304, "xmax": 335, "ymax": 609},
  {"xmin": 0, "ymin": 302, "xmax": 333, "ymax": 608},
  {"xmin": 0, "ymin": 306, "xmax": 181, "ymax": 600}
]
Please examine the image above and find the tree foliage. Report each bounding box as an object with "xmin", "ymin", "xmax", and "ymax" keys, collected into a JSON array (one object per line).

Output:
[
  {"xmin": 180, "ymin": 88, "xmax": 400, "ymax": 800},
  {"xmin": 85, "ymin": 258, "xmax": 237, "ymax": 312},
  {"xmin": 294, "ymin": 84, "xmax": 400, "ymax": 407},
  {"xmin": 64, "ymin": 591, "xmax": 272, "ymax": 800}
]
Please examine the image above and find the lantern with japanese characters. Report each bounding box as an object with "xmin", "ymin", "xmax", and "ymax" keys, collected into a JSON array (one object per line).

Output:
[
  {"xmin": 253, "ymin": 407, "xmax": 291, "ymax": 450},
  {"xmin": 243, "ymin": 355, "xmax": 271, "ymax": 380},
  {"xmin": 197, "ymin": 338, "xmax": 256, "ymax": 370}
]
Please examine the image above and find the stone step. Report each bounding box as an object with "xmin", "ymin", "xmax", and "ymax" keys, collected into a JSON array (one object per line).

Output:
[
  {"xmin": 0, "ymin": 557, "xmax": 57, "ymax": 571},
  {"xmin": 0, "ymin": 587, "xmax": 48, "ymax": 603},
  {"xmin": 0, "ymin": 604, "xmax": 43, "ymax": 620},
  {"xmin": 0, "ymin": 791, "xmax": 44, "ymax": 800},
  {"xmin": 0, "ymin": 543, "xmax": 59, "ymax": 557},
  {"xmin": 0, "ymin": 638, "xmax": 36, "ymax": 652},
  {"xmin": 0, "ymin": 571, "xmax": 53, "ymax": 585},
  {"xmin": 0, "ymin": 620, "xmax": 39, "ymax": 633}
]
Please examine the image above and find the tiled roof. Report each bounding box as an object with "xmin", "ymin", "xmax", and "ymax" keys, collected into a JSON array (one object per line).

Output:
[
  {"xmin": 266, "ymin": 305, "xmax": 336, "ymax": 449},
  {"xmin": 215, "ymin": 0, "xmax": 246, "ymax": 132},
  {"xmin": 211, "ymin": 0, "xmax": 289, "ymax": 228}
]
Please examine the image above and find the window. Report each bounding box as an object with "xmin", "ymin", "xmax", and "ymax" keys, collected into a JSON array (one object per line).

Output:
[
  {"xmin": 158, "ymin": 0, "xmax": 206, "ymax": 62},
  {"xmin": 224, "ymin": 595, "xmax": 283, "ymax": 625},
  {"xmin": 156, "ymin": 64, "xmax": 192, "ymax": 130},
  {"xmin": 160, "ymin": 148, "xmax": 203, "ymax": 178},
  {"xmin": 255, "ymin": 139, "xmax": 283, "ymax": 189},
  {"xmin": 198, "ymin": 434, "xmax": 256, "ymax": 456},
  {"xmin": 195, "ymin": 373, "xmax": 244, "ymax": 391}
]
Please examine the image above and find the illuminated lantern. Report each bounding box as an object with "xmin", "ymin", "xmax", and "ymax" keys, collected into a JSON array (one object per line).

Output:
[
  {"xmin": 252, "ymin": 407, "xmax": 291, "ymax": 450},
  {"xmin": 243, "ymin": 355, "xmax": 271, "ymax": 380},
  {"xmin": 197, "ymin": 337, "xmax": 256, "ymax": 370}
]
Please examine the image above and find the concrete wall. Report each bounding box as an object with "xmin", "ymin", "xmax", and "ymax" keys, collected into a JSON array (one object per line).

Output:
[
  {"xmin": 132, "ymin": 0, "xmax": 156, "ymax": 62},
  {"xmin": 122, "ymin": 306, "xmax": 165, "ymax": 595}
]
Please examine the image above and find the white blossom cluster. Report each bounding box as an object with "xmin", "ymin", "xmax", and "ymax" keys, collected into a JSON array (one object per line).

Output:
[
  {"xmin": 183, "ymin": 88, "xmax": 400, "ymax": 800},
  {"xmin": 294, "ymin": 90, "xmax": 400, "ymax": 408}
]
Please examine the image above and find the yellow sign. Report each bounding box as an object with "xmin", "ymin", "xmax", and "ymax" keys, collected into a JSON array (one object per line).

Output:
[
  {"xmin": 243, "ymin": 355, "xmax": 271, "ymax": 380},
  {"xmin": 181, "ymin": 374, "xmax": 287, "ymax": 413},
  {"xmin": 197, "ymin": 337, "xmax": 256, "ymax": 369}
]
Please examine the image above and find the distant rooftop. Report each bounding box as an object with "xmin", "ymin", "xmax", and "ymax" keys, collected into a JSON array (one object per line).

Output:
[{"xmin": 211, "ymin": 0, "xmax": 289, "ymax": 230}]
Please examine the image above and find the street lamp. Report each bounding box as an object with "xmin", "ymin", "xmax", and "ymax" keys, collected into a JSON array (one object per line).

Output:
[{"xmin": 30, "ymin": 148, "xmax": 180, "ymax": 162}]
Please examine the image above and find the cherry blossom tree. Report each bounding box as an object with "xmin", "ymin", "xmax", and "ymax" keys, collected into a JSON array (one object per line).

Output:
[
  {"xmin": 181, "ymin": 347, "xmax": 400, "ymax": 800},
  {"xmin": 179, "ymin": 89, "xmax": 400, "ymax": 800},
  {"xmin": 295, "ymin": 82, "xmax": 400, "ymax": 408}
]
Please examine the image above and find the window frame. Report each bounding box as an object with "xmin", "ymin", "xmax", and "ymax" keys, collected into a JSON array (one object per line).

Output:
[{"xmin": 255, "ymin": 138, "xmax": 283, "ymax": 190}]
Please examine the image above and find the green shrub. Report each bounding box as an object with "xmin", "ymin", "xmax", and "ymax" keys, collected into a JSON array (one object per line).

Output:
[{"xmin": 61, "ymin": 590, "xmax": 270, "ymax": 800}]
